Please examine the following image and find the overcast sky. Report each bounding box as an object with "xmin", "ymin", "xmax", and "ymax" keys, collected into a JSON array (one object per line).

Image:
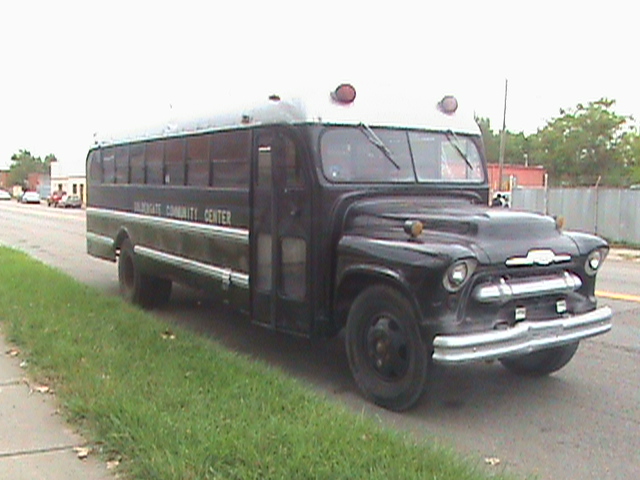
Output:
[{"xmin": 1, "ymin": 0, "xmax": 636, "ymax": 175}]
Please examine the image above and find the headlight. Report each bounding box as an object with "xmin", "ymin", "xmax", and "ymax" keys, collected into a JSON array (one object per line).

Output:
[
  {"xmin": 443, "ymin": 259, "xmax": 477, "ymax": 292},
  {"xmin": 585, "ymin": 248, "xmax": 608, "ymax": 276}
]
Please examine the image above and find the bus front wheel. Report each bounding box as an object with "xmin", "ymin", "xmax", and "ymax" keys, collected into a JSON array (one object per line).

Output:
[
  {"xmin": 345, "ymin": 286, "xmax": 429, "ymax": 411},
  {"xmin": 118, "ymin": 239, "xmax": 171, "ymax": 309}
]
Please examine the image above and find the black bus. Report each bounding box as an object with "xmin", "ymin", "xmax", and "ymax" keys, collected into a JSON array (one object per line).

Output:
[{"xmin": 86, "ymin": 83, "xmax": 612, "ymax": 410}]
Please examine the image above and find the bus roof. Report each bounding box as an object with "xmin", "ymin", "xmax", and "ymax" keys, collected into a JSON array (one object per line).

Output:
[{"xmin": 94, "ymin": 84, "xmax": 481, "ymax": 147}]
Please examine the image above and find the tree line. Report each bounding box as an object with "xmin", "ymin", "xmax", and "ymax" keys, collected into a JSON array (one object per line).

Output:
[
  {"xmin": 5, "ymin": 150, "xmax": 56, "ymax": 190},
  {"xmin": 478, "ymin": 98, "xmax": 640, "ymax": 187}
]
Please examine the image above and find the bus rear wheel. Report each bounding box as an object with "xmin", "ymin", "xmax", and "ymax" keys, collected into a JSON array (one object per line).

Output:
[
  {"xmin": 499, "ymin": 342, "xmax": 579, "ymax": 376},
  {"xmin": 118, "ymin": 238, "xmax": 171, "ymax": 309},
  {"xmin": 345, "ymin": 286, "xmax": 429, "ymax": 411}
]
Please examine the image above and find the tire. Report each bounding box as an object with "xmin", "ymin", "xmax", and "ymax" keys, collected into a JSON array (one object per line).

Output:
[
  {"xmin": 499, "ymin": 342, "xmax": 579, "ymax": 376},
  {"xmin": 118, "ymin": 239, "xmax": 172, "ymax": 309},
  {"xmin": 345, "ymin": 285, "xmax": 429, "ymax": 411}
]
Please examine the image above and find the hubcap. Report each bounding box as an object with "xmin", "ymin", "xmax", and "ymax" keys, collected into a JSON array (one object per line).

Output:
[{"xmin": 366, "ymin": 315, "xmax": 409, "ymax": 380}]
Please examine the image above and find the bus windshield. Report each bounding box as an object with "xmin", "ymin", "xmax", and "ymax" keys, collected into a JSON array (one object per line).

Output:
[{"xmin": 320, "ymin": 127, "xmax": 484, "ymax": 183}]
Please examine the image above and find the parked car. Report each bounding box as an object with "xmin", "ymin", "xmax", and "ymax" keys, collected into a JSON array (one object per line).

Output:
[
  {"xmin": 20, "ymin": 191, "xmax": 41, "ymax": 204},
  {"xmin": 0, "ymin": 190, "xmax": 11, "ymax": 200},
  {"xmin": 47, "ymin": 190, "xmax": 66, "ymax": 207},
  {"xmin": 58, "ymin": 194, "xmax": 82, "ymax": 208}
]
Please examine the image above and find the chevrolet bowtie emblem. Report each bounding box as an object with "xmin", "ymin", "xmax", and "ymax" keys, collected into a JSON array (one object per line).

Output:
[{"xmin": 506, "ymin": 249, "xmax": 571, "ymax": 267}]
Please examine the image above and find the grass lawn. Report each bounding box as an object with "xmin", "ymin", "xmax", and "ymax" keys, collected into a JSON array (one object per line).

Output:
[{"xmin": 0, "ymin": 247, "xmax": 518, "ymax": 479}]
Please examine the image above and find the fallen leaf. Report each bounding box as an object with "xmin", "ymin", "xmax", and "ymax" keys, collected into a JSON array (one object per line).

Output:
[
  {"xmin": 484, "ymin": 457, "xmax": 501, "ymax": 466},
  {"xmin": 73, "ymin": 446, "xmax": 91, "ymax": 459},
  {"xmin": 107, "ymin": 459, "xmax": 121, "ymax": 470},
  {"xmin": 33, "ymin": 385, "xmax": 51, "ymax": 394}
]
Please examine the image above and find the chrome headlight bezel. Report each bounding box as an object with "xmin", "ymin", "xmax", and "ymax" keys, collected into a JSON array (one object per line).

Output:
[
  {"xmin": 443, "ymin": 259, "xmax": 478, "ymax": 293},
  {"xmin": 585, "ymin": 247, "xmax": 608, "ymax": 276}
]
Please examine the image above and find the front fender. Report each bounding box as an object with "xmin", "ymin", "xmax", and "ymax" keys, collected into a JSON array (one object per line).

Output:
[
  {"xmin": 563, "ymin": 231, "xmax": 609, "ymax": 256},
  {"xmin": 337, "ymin": 263, "xmax": 407, "ymax": 293},
  {"xmin": 334, "ymin": 235, "xmax": 468, "ymax": 329},
  {"xmin": 334, "ymin": 263, "xmax": 423, "ymax": 333}
]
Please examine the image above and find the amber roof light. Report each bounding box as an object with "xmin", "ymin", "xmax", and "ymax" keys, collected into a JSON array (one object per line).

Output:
[
  {"xmin": 438, "ymin": 95, "xmax": 458, "ymax": 115},
  {"xmin": 331, "ymin": 83, "xmax": 357, "ymax": 104}
]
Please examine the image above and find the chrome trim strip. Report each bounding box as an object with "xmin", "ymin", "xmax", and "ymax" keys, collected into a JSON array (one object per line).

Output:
[
  {"xmin": 86, "ymin": 232, "xmax": 114, "ymax": 248},
  {"xmin": 86, "ymin": 207, "xmax": 249, "ymax": 243},
  {"xmin": 432, "ymin": 306, "xmax": 613, "ymax": 364},
  {"xmin": 135, "ymin": 245, "xmax": 249, "ymax": 289},
  {"xmin": 473, "ymin": 271, "xmax": 582, "ymax": 303},
  {"xmin": 230, "ymin": 271, "xmax": 250, "ymax": 289}
]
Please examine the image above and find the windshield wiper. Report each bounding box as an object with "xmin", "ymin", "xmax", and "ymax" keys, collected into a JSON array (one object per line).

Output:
[
  {"xmin": 444, "ymin": 129, "xmax": 474, "ymax": 171},
  {"xmin": 358, "ymin": 123, "xmax": 401, "ymax": 170}
]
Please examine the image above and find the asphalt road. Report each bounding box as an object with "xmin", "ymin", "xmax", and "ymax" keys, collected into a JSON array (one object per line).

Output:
[{"xmin": 0, "ymin": 200, "xmax": 638, "ymax": 480}]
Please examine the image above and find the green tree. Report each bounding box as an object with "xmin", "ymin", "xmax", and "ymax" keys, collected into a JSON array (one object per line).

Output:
[
  {"xmin": 529, "ymin": 99, "xmax": 630, "ymax": 186},
  {"xmin": 476, "ymin": 116, "xmax": 500, "ymax": 163},
  {"xmin": 504, "ymin": 131, "xmax": 530, "ymax": 165},
  {"xmin": 619, "ymin": 128, "xmax": 640, "ymax": 184},
  {"xmin": 7, "ymin": 150, "xmax": 47, "ymax": 188},
  {"xmin": 476, "ymin": 116, "xmax": 530, "ymax": 165},
  {"xmin": 44, "ymin": 154, "xmax": 57, "ymax": 171}
]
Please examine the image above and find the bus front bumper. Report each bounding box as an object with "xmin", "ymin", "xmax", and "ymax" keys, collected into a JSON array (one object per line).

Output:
[{"xmin": 431, "ymin": 306, "xmax": 612, "ymax": 364}]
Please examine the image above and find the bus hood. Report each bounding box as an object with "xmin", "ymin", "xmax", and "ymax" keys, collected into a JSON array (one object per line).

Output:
[{"xmin": 341, "ymin": 196, "xmax": 582, "ymax": 265}]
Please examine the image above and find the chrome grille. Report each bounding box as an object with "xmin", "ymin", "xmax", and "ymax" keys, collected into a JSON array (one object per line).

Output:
[{"xmin": 473, "ymin": 271, "xmax": 582, "ymax": 304}]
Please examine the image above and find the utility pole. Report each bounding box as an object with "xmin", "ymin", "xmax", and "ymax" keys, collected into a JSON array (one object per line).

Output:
[{"xmin": 498, "ymin": 79, "xmax": 508, "ymax": 191}]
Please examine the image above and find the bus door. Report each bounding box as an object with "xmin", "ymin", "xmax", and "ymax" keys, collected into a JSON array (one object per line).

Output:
[{"xmin": 251, "ymin": 129, "xmax": 312, "ymax": 333}]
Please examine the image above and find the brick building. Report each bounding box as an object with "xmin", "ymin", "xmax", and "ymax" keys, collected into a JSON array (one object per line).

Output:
[{"xmin": 487, "ymin": 163, "xmax": 547, "ymax": 192}]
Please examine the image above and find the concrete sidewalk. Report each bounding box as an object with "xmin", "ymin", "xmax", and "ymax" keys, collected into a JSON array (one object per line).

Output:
[{"xmin": 0, "ymin": 333, "xmax": 113, "ymax": 480}]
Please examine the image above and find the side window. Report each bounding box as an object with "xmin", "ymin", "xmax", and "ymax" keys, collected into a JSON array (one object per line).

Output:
[
  {"xmin": 130, "ymin": 144, "xmax": 145, "ymax": 184},
  {"xmin": 280, "ymin": 136, "xmax": 306, "ymax": 300},
  {"xmin": 256, "ymin": 133, "xmax": 305, "ymax": 187},
  {"xmin": 186, "ymin": 135, "xmax": 210, "ymax": 186},
  {"xmin": 88, "ymin": 150, "xmax": 102, "ymax": 184},
  {"xmin": 282, "ymin": 136, "xmax": 304, "ymax": 187},
  {"xmin": 280, "ymin": 237, "xmax": 306, "ymax": 300},
  {"xmin": 257, "ymin": 144, "xmax": 272, "ymax": 186},
  {"xmin": 102, "ymin": 148, "xmax": 115, "ymax": 183},
  {"xmin": 211, "ymin": 130, "xmax": 250, "ymax": 188},
  {"xmin": 256, "ymin": 233, "xmax": 272, "ymax": 291},
  {"xmin": 115, "ymin": 146, "xmax": 129, "ymax": 184},
  {"xmin": 165, "ymin": 138, "xmax": 185, "ymax": 185},
  {"xmin": 146, "ymin": 141, "xmax": 164, "ymax": 185}
]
